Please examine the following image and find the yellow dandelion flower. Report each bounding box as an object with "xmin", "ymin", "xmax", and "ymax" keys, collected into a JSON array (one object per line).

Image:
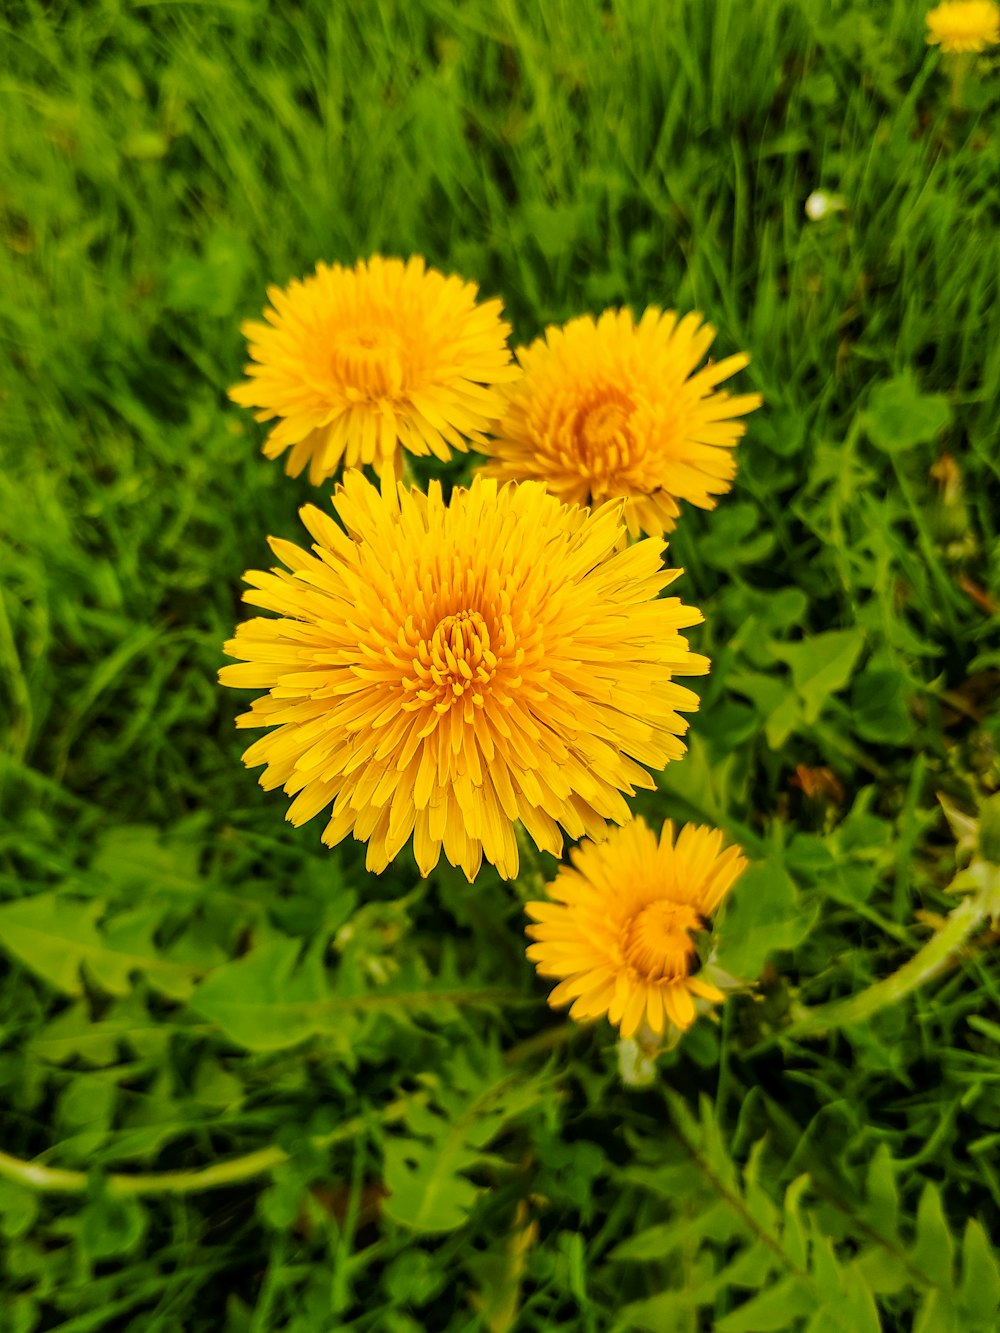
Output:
[
  {"xmin": 229, "ymin": 255, "xmax": 520, "ymax": 484},
  {"xmin": 219, "ymin": 473, "xmax": 709, "ymax": 882},
  {"xmin": 926, "ymin": 0, "xmax": 1000, "ymax": 51},
  {"xmin": 526, "ymin": 819, "xmax": 747, "ymax": 1038},
  {"xmin": 478, "ymin": 308, "xmax": 762, "ymax": 539}
]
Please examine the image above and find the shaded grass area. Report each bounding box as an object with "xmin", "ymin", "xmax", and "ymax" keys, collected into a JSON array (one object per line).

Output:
[{"xmin": 1, "ymin": 0, "xmax": 999, "ymax": 1329}]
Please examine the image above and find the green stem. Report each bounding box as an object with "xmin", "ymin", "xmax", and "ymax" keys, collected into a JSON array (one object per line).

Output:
[
  {"xmin": 948, "ymin": 53, "xmax": 970, "ymax": 113},
  {"xmin": 0, "ymin": 1097, "xmax": 415, "ymax": 1198},
  {"xmin": 782, "ymin": 862, "xmax": 999, "ymax": 1039}
]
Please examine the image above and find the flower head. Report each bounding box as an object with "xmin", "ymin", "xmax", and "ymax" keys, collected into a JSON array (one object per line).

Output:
[
  {"xmin": 926, "ymin": 1, "xmax": 1000, "ymax": 51},
  {"xmin": 230, "ymin": 255, "xmax": 520, "ymax": 484},
  {"xmin": 526, "ymin": 819, "xmax": 747, "ymax": 1037},
  {"xmin": 477, "ymin": 308, "xmax": 761, "ymax": 539},
  {"xmin": 219, "ymin": 474, "xmax": 709, "ymax": 882}
]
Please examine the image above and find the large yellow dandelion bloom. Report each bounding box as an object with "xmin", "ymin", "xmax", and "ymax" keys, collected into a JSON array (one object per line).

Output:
[
  {"xmin": 926, "ymin": 0, "xmax": 1000, "ymax": 51},
  {"xmin": 229, "ymin": 255, "xmax": 520, "ymax": 484},
  {"xmin": 526, "ymin": 819, "xmax": 747, "ymax": 1037},
  {"xmin": 219, "ymin": 473, "xmax": 709, "ymax": 882},
  {"xmin": 478, "ymin": 308, "xmax": 762, "ymax": 539}
]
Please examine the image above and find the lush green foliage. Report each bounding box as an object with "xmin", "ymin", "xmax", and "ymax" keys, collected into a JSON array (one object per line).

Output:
[{"xmin": 2, "ymin": 0, "xmax": 999, "ymax": 1328}]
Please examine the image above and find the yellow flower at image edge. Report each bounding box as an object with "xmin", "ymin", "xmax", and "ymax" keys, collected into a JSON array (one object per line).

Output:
[
  {"xmin": 526, "ymin": 820, "xmax": 747, "ymax": 1037},
  {"xmin": 478, "ymin": 308, "xmax": 761, "ymax": 539},
  {"xmin": 230, "ymin": 255, "xmax": 520, "ymax": 483},
  {"xmin": 926, "ymin": 0, "xmax": 1000, "ymax": 51},
  {"xmin": 219, "ymin": 474, "xmax": 709, "ymax": 881}
]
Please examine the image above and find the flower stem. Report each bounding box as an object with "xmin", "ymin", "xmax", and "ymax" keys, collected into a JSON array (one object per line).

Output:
[
  {"xmin": 0, "ymin": 1098, "xmax": 414, "ymax": 1198},
  {"xmin": 947, "ymin": 53, "xmax": 970, "ymax": 112},
  {"xmin": 782, "ymin": 862, "xmax": 1000, "ymax": 1039}
]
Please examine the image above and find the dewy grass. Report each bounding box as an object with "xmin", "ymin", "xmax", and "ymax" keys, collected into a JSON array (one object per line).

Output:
[{"xmin": 2, "ymin": 0, "xmax": 1000, "ymax": 1329}]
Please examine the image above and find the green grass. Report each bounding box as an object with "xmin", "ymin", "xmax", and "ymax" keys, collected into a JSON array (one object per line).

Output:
[{"xmin": 2, "ymin": 0, "xmax": 1000, "ymax": 1328}]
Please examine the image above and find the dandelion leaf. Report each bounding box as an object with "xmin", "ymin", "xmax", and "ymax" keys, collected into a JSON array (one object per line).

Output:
[
  {"xmin": 0, "ymin": 893, "xmax": 194, "ymax": 998},
  {"xmin": 957, "ymin": 1219, "xmax": 1000, "ymax": 1324},
  {"xmin": 864, "ymin": 372, "xmax": 951, "ymax": 454},
  {"xmin": 383, "ymin": 1053, "xmax": 551, "ymax": 1233}
]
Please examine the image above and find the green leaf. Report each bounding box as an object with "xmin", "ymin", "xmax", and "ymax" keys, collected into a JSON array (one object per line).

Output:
[
  {"xmin": 188, "ymin": 936, "xmax": 519, "ymax": 1053},
  {"xmin": 0, "ymin": 894, "xmax": 197, "ymax": 998},
  {"xmin": 957, "ymin": 1219, "xmax": 1000, "ymax": 1321},
  {"xmin": 0, "ymin": 1179, "xmax": 39, "ymax": 1241},
  {"xmin": 727, "ymin": 669, "xmax": 803, "ymax": 749},
  {"xmin": 29, "ymin": 995, "xmax": 169, "ymax": 1066},
  {"xmin": 849, "ymin": 667, "xmax": 913, "ymax": 745},
  {"xmin": 859, "ymin": 1144, "xmax": 898, "ymax": 1240},
  {"xmin": 715, "ymin": 1275, "xmax": 814, "ymax": 1331},
  {"xmin": 383, "ymin": 1055, "xmax": 550, "ymax": 1233},
  {"xmin": 611, "ymin": 1198, "xmax": 744, "ymax": 1261},
  {"xmin": 188, "ymin": 938, "xmax": 340, "ymax": 1052},
  {"xmin": 978, "ymin": 792, "xmax": 1000, "ymax": 866},
  {"xmin": 863, "ymin": 372, "xmax": 951, "ymax": 454},
  {"xmin": 910, "ymin": 1183, "xmax": 954, "ymax": 1289},
  {"xmin": 913, "ymin": 1288, "xmax": 959, "ymax": 1333},
  {"xmin": 80, "ymin": 1191, "xmax": 147, "ymax": 1261},
  {"xmin": 768, "ymin": 629, "xmax": 866, "ymax": 724},
  {"xmin": 90, "ymin": 823, "xmax": 203, "ymax": 901},
  {"xmin": 714, "ymin": 860, "xmax": 818, "ymax": 980},
  {"xmin": 0, "ymin": 895, "xmax": 104, "ymax": 996},
  {"xmin": 854, "ymin": 1244, "xmax": 907, "ymax": 1295},
  {"xmin": 698, "ymin": 503, "xmax": 777, "ymax": 569}
]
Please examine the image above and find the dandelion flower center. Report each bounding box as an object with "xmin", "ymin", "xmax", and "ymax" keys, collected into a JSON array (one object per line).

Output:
[
  {"xmin": 332, "ymin": 327, "xmax": 406, "ymax": 399},
  {"xmin": 567, "ymin": 387, "xmax": 640, "ymax": 485},
  {"xmin": 622, "ymin": 900, "xmax": 703, "ymax": 983},
  {"xmin": 402, "ymin": 608, "xmax": 509, "ymax": 714}
]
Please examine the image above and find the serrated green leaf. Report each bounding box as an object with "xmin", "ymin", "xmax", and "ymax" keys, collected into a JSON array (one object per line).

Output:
[
  {"xmin": 188, "ymin": 938, "xmax": 338, "ymax": 1051},
  {"xmin": 854, "ymin": 1244, "xmax": 908, "ymax": 1295},
  {"xmin": 383, "ymin": 1135, "xmax": 481, "ymax": 1234},
  {"xmin": 721, "ymin": 1238, "xmax": 777, "ymax": 1290},
  {"xmin": 0, "ymin": 895, "xmax": 105, "ymax": 995},
  {"xmin": 957, "ymin": 1219, "xmax": 1000, "ymax": 1321},
  {"xmin": 913, "ymin": 1288, "xmax": 958, "ymax": 1333},
  {"xmin": 90, "ymin": 824, "xmax": 203, "ymax": 900},
  {"xmin": 715, "ymin": 1275, "xmax": 814, "ymax": 1331},
  {"xmin": 611, "ymin": 1198, "xmax": 742, "ymax": 1261},
  {"xmin": 782, "ymin": 1175, "xmax": 812, "ymax": 1271},
  {"xmin": 0, "ymin": 894, "xmax": 197, "ymax": 998},
  {"xmin": 29, "ymin": 994, "xmax": 169, "ymax": 1066},
  {"xmin": 189, "ymin": 938, "xmax": 522, "ymax": 1052},
  {"xmin": 383, "ymin": 1059, "xmax": 550, "ymax": 1234},
  {"xmin": 911, "ymin": 1183, "xmax": 954, "ymax": 1289},
  {"xmin": 864, "ymin": 372, "xmax": 951, "ymax": 454},
  {"xmin": 860, "ymin": 1144, "xmax": 898, "ymax": 1240}
]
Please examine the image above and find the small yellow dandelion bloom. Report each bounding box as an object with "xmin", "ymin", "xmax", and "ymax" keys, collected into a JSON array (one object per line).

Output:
[
  {"xmin": 478, "ymin": 308, "xmax": 761, "ymax": 539},
  {"xmin": 219, "ymin": 474, "xmax": 709, "ymax": 882},
  {"xmin": 230, "ymin": 255, "xmax": 520, "ymax": 484},
  {"xmin": 926, "ymin": 0, "xmax": 1000, "ymax": 51},
  {"xmin": 526, "ymin": 819, "xmax": 747, "ymax": 1038}
]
